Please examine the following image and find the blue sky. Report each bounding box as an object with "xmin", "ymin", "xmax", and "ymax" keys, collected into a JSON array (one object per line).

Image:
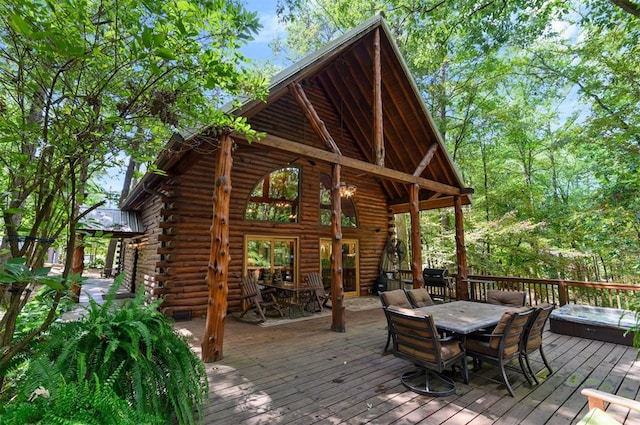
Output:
[{"xmin": 240, "ymin": 0, "xmax": 285, "ymax": 61}]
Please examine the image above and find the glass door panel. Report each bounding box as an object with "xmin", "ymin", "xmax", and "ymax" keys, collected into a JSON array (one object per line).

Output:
[
  {"xmin": 320, "ymin": 239, "xmax": 359, "ymax": 296},
  {"xmin": 247, "ymin": 239, "xmax": 271, "ymax": 281},
  {"xmin": 274, "ymin": 240, "xmax": 295, "ymax": 283}
]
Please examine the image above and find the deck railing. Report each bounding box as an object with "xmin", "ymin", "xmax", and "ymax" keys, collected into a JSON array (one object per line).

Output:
[{"xmin": 462, "ymin": 275, "xmax": 640, "ymax": 310}]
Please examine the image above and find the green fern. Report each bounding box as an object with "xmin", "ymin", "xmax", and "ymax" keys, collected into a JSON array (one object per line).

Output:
[
  {"xmin": 30, "ymin": 275, "xmax": 208, "ymax": 425},
  {"xmin": 0, "ymin": 362, "xmax": 159, "ymax": 424}
]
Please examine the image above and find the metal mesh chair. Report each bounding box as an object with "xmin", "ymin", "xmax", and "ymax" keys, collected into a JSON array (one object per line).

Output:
[
  {"xmin": 406, "ymin": 287, "xmax": 435, "ymax": 308},
  {"xmin": 385, "ymin": 305, "xmax": 468, "ymax": 396},
  {"xmin": 465, "ymin": 308, "xmax": 535, "ymax": 397},
  {"xmin": 519, "ymin": 303, "xmax": 555, "ymax": 384},
  {"xmin": 380, "ymin": 289, "xmax": 413, "ymax": 352}
]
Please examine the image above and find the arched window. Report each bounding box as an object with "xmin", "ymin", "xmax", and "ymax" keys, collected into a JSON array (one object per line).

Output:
[
  {"xmin": 245, "ymin": 167, "xmax": 300, "ymax": 223},
  {"xmin": 319, "ymin": 174, "xmax": 358, "ymax": 228}
]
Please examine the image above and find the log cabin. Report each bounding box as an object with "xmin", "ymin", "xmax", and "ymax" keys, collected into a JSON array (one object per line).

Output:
[{"xmin": 118, "ymin": 15, "xmax": 473, "ymax": 359}]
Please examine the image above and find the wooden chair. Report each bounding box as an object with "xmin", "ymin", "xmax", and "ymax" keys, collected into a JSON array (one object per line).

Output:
[
  {"xmin": 465, "ymin": 308, "xmax": 535, "ymax": 397},
  {"xmin": 239, "ymin": 276, "xmax": 284, "ymax": 322},
  {"xmin": 305, "ymin": 272, "xmax": 329, "ymax": 312},
  {"xmin": 406, "ymin": 287, "xmax": 435, "ymax": 308},
  {"xmin": 385, "ymin": 305, "xmax": 468, "ymax": 397},
  {"xmin": 380, "ymin": 289, "xmax": 413, "ymax": 352},
  {"xmin": 519, "ymin": 303, "xmax": 555, "ymax": 385},
  {"xmin": 577, "ymin": 388, "xmax": 640, "ymax": 425},
  {"xmin": 486, "ymin": 289, "xmax": 526, "ymax": 307}
]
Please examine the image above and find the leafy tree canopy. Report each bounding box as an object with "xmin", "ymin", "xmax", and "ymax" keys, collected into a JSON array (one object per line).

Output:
[{"xmin": 276, "ymin": 0, "xmax": 639, "ymax": 282}]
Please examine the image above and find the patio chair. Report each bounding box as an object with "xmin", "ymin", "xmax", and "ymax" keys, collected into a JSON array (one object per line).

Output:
[
  {"xmin": 577, "ymin": 388, "xmax": 640, "ymax": 425},
  {"xmin": 380, "ymin": 289, "xmax": 413, "ymax": 352},
  {"xmin": 305, "ymin": 272, "xmax": 329, "ymax": 312},
  {"xmin": 239, "ymin": 276, "xmax": 284, "ymax": 322},
  {"xmin": 519, "ymin": 303, "xmax": 555, "ymax": 385},
  {"xmin": 486, "ymin": 289, "xmax": 526, "ymax": 307},
  {"xmin": 465, "ymin": 307, "xmax": 535, "ymax": 397},
  {"xmin": 384, "ymin": 305, "xmax": 468, "ymax": 397},
  {"xmin": 406, "ymin": 287, "xmax": 435, "ymax": 308}
]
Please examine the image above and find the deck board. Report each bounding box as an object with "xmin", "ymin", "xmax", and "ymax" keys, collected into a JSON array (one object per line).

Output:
[{"xmin": 175, "ymin": 306, "xmax": 640, "ymax": 424}]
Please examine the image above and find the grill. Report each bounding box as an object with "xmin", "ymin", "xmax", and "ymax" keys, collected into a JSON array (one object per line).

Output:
[
  {"xmin": 422, "ymin": 268, "xmax": 449, "ymax": 286},
  {"xmin": 422, "ymin": 268, "xmax": 451, "ymax": 302}
]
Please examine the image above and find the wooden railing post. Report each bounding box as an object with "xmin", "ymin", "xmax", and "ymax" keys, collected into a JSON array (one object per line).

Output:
[{"xmin": 558, "ymin": 280, "xmax": 568, "ymax": 306}]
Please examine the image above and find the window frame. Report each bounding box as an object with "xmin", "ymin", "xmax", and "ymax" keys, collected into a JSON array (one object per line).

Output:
[
  {"xmin": 244, "ymin": 235, "xmax": 300, "ymax": 286},
  {"xmin": 244, "ymin": 166, "xmax": 301, "ymax": 223}
]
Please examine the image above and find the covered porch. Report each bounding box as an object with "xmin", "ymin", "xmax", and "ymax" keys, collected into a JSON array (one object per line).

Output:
[{"xmin": 175, "ymin": 307, "xmax": 640, "ymax": 424}]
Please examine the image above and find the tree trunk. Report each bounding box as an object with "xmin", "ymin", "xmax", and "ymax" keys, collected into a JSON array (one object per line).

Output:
[
  {"xmin": 70, "ymin": 234, "xmax": 84, "ymax": 302},
  {"xmin": 454, "ymin": 195, "xmax": 468, "ymax": 300}
]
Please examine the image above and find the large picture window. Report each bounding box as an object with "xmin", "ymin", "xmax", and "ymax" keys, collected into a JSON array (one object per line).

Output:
[
  {"xmin": 245, "ymin": 167, "xmax": 300, "ymax": 222},
  {"xmin": 319, "ymin": 174, "xmax": 358, "ymax": 227},
  {"xmin": 245, "ymin": 236, "xmax": 298, "ymax": 284}
]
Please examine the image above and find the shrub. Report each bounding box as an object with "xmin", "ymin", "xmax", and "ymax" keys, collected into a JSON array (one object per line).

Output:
[
  {"xmin": 0, "ymin": 359, "xmax": 158, "ymax": 424},
  {"xmin": 27, "ymin": 276, "xmax": 208, "ymax": 425}
]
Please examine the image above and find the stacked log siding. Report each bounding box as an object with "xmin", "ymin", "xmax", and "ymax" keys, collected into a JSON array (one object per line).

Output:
[{"xmin": 126, "ymin": 140, "xmax": 389, "ymax": 318}]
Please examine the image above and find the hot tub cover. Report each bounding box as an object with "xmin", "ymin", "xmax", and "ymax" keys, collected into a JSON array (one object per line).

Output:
[{"xmin": 550, "ymin": 304, "xmax": 637, "ymax": 330}]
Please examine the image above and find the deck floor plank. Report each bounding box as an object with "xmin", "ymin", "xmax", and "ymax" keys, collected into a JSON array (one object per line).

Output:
[{"xmin": 173, "ymin": 305, "xmax": 640, "ymax": 424}]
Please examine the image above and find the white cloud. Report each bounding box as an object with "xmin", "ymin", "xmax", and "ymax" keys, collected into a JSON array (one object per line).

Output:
[{"xmin": 255, "ymin": 12, "xmax": 285, "ymax": 43}]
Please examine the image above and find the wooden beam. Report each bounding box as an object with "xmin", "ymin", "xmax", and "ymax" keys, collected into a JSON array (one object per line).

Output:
[
  {"xmin": 239, "ymin": 133, "xmax": 462, "ymax": 196},
  {"xmin": 331, "ymin": 164, "xmax": 346, "ymax": 332},
  {"xmin": 413, "ymin": 144, "xmax": 438, "ymax": 177},
  {"xmin": 454, "ymin": 195, "xmax": 468, "ymax": 300},
  {"xmin": 202, "ymin": 132, "xmax": 233, "ymax": 362},
  {"xmin": 373, "ymin": 28, "xmax": 384, "ymax": 166},
  {"xmin": 409, "ymin": 184, "xmax": 424, "ymax": 289},
  {"xmin": 288, "ymin": 83, "xmax": 342, "ymax": 155},
  {"xmin": 389, "ymin": 193, "xmax": 473, "ymax": 214}
]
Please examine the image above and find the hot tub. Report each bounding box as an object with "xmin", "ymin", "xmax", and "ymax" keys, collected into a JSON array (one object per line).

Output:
[{"xmin": 550, "ymin": 304, "xmax": 637, "ymax": 346}]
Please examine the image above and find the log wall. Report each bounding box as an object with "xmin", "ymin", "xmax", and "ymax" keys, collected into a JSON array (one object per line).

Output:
[
  {"xmin": 129, "ymin": 140, "xmax": 390, "ymax": 318},
  {"xmin": 122, "ymin": 194, "xmax": 164, "ymax": 296}
]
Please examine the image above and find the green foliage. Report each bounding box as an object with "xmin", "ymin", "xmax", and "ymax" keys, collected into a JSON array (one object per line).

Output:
[
  {"xmin": 0, "ymin": 258, "xmax": 64, "ymax": 292},
  {"xmin": 30, "ymin": 276, "xmax": 208, "ymax": 425},
  {"xmin": 0, "ymin": 361, "xmax": 158, "ymax": 424},
  {"xmin": 277, "ymin": 1, "xmax": 639, "ymax": 282},
  {"xmin": 0, "ymin": 0, "xmax": 269, "ymax": 266},
  {"xmin": 0, "ymin": 0, "xmax": 268, "ymax": 394},
  {"xmin": 0, "ymin": 258, "xmax": 70, "ymax": 379}
]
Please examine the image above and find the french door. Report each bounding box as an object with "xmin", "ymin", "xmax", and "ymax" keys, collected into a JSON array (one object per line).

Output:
[{"xmin": 320, "ymin": 239, "xmax": 359, "ymax": 297}]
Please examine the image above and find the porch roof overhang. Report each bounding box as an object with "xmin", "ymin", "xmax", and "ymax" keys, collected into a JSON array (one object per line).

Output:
[
  {"xmin": 78, "ymin": 208, "xmax": 144, "ymax": 238},
  {"xmin": 121, "ymin": 14, "xmax": 473, "ymax": 212}
]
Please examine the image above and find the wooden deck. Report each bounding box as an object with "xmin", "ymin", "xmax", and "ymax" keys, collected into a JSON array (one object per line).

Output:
[{"xmin": 174, "ymin": 305, "xmax": 640, "ymax": 424}]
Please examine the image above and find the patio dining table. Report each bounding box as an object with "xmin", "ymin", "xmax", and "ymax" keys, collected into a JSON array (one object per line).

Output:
[
  {"xmin": 416, "ymin": 300, "xmax": 516, "ymax": 339},
  {"xmin": 260, "ymin": 281, "xmax": 314, "ymax": 319}
]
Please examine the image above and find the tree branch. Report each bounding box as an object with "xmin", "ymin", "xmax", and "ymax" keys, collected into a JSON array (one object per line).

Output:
[{"xmin": 609, "ymin": 0, "xmax": 640, "ymax": 18}]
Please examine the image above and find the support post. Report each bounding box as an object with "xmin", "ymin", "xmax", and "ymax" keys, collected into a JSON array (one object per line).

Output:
[
  {"xmin": 373, "ymin": 28, "xmax": 384, "ymax": 166},
  {"xmin": 409, "ymin": 184, "xmax": 424, "ymax": 288},
  {"xmin": 454, "ymin": 195, "xmax": 469, "ymax": 300},
  {"xmin": 331, "ymin": 164, "xmax": 345, "ymax": 332},
  {"xmin": 202, "ymin": 131, "xmax": 233, "ymax": 362}
]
